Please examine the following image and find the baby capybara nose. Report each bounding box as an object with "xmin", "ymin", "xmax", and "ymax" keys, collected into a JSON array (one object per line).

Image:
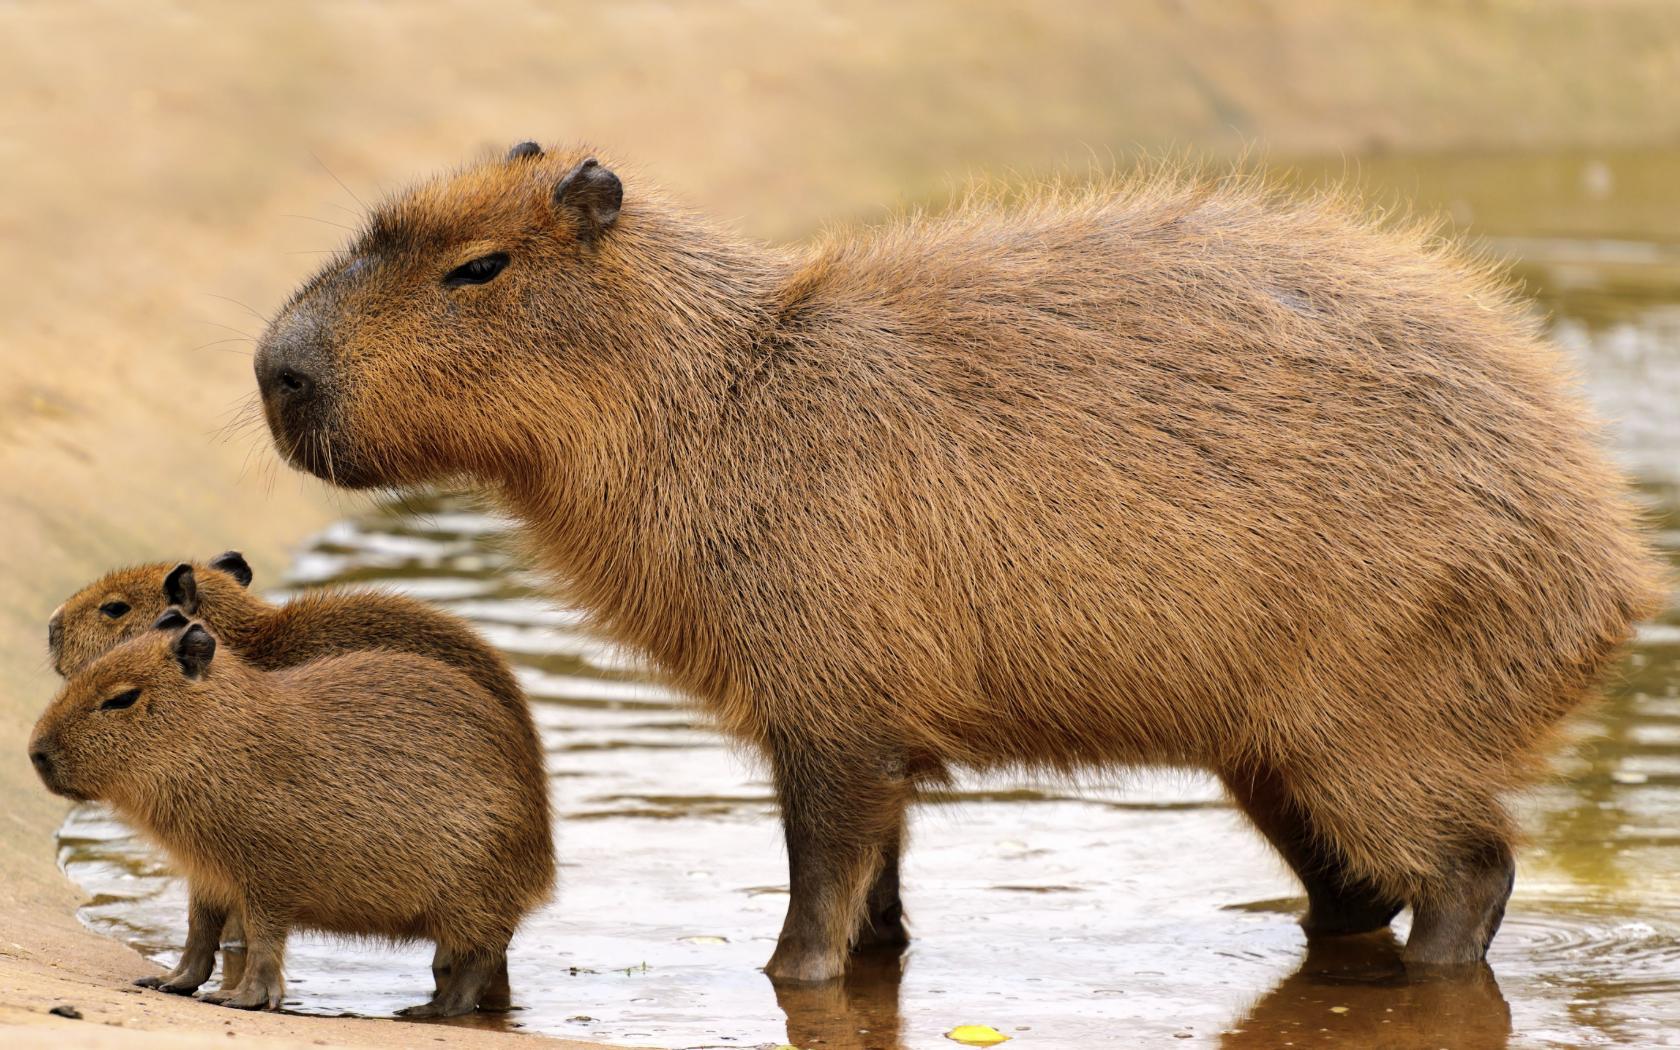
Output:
[{"xmin": 29, "ymin": 747, "xmax": 53, "ymax": 784}]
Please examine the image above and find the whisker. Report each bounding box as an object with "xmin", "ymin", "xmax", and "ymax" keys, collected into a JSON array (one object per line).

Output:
[{"xmin": 312, "ymin": 151, "xmax": 368, "ymax": 214}]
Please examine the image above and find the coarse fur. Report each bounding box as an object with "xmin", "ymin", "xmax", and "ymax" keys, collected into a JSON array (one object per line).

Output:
[
  {"xmin": 48, "ymin": 554, "xmax": 532, "ymax": 1001},
  {"xmin": 27, "ymin": 622, "xmax": 554, "ymax": 1015},
  {"xmin": 49, "ymin": 555, "xmax": 522, "ymax": 715},
  {"xmin": 253, "ymin": 143, "xmax": 1668, "ymax": 980}
]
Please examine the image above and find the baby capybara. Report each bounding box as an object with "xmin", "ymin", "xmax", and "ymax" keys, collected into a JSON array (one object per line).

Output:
[
  {"xmin": 48, "ymin": 551, "xmax": 532, "ymax": 1000},
  {"xmin": 49, "ymin": 550, "xmax": 521, "ymax": 714},
  {"xmin": 28, "ymin": 615, "xmax": 554, "ymax": 1015},
  {"xmin": 253, "ymin": 143, "xmax": 1665, "ymax": 981}
]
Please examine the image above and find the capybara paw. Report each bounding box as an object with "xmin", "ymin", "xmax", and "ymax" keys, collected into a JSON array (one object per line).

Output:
[
  {"xmin": 133, "ymin": 974, "xmax": 167, "ymax": 989},
  {"xmin": 397, "ymin": 999, "xmax": 474, "ymax": 1019},
  {"xmin": 765, "ymin": 943, "xmax": 847, "ymax": 983},
  {"xmin": 157, "ymin": 977, "xmax": 207, "ymax": 996},
  {"xmin": 201, "ymin": 986, "xmax": 280, "ymax": 1010}
]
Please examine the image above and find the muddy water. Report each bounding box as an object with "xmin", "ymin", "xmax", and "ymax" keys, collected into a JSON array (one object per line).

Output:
[{"xmin": 60, "ymin": 156, "xmax": 1680, "ymax": 1048}]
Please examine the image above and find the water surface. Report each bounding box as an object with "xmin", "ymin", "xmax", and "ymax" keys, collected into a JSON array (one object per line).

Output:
[{"xmin": 61, "ymin": 151, "xmax": 1680, "ymax": 1049}]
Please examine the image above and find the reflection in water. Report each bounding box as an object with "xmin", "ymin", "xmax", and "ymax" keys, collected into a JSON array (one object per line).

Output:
[
  {"xmin": 1224, "ymin": 933, "xmax": 1510, "ymax": 1050},
  {"xmin": 775, "ymin": 950, "xmax": 907, "ymax": 1050},
  {"xmin": 55, "ymin": 152, "xmax": 1680, "ymax": 1047}
]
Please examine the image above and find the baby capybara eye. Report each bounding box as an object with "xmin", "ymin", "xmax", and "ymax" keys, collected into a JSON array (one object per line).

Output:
[
  {"xmin": 99, "ymin": 601, "xmax": 130, "ymax": 619},
  {"xmin": 443, "ymin": 252, "xmax": 508, "ymax": 288},
  {"xmin": 100, "ymin": 688, "xmax": 140, "ymax": 711}
]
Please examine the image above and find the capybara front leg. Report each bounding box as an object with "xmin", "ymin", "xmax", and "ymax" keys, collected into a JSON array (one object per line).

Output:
[
  {"xmin": 201, "ymin": 905, "xmax": 286, "ymax": 1010},
  {"xmin": 1404, "ymin": 839, "xmax": 1516, "ymax": 968},
  {"xmin": 1223, "ymin": 766, "xmax": 1403, "ymax": 936},
  {"xmin": 765, "ymin": 750, "xmax": 908, "ymax": 983},
  {"xmin": 854, "ymin": 826, "xmax": 910, "ymax": 951},
  {"xmin": 136, "ymin": 889, "xmax": 226, "ymax": 994}
]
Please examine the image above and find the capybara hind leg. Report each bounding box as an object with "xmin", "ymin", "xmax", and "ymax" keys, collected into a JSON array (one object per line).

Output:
[
  {"xmin": 1404, "ymin": 840, "xmax": 1516, "ymax": 968},
  {"xmin": 1222, "ymin": 767, "xmax": 1402, "ymax": 936},
  {"xmin": 854, "ymin": 826, "xmax": 909, "ymax": 951},
  {"xmin": 765, "ymin": 749, "xmax": 909, "ymax": 983},
  {"xmin": 201, "ymin": 906, "xmax": 286, "ymax": 1010},
  {"xmin": 137, "ymin": 890, "xmax": 226, "ymax": 994},
  {"xmin": 399, "ymin": 946, "xmax": 505, "ymax": 1018}
]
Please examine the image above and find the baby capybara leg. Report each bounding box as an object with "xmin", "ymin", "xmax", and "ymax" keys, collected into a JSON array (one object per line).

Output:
[
  {"xmin": 136, "ymin": 890, "xmax": 226, "ymax": 994},
  {"xmin": 1403, "ymin": 838, "xmax": 1516, "ymax": 968},
  {"xmin": 201, "ymin": 905, "xmax": 286, "ymax": 1010},
  {"xmin": 765, "ymin": 748, "xmax": 911, "ymax": 983},
  {"xmin": 1222, "ymin": 766, "xmax": 1403, "ymax": 936},
  {"xmin": 399, "ymin": 944, "xmax": 507, "ymax": 1018}
]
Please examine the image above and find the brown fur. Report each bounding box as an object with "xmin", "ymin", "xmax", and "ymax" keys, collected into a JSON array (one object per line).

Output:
[
  {"xmin": 49, "ymin": 555, "xmax": 532, "ymax": 1001},
  {"xmin": 50, "ymin": 557, "xmax": 522, "ymax": 715},
  {"xmin": 28, "ymin": 622, "xmax": 553, "ymax": 1015},
  {"xmin": 254, "ymin": 144, "xmax": 1667, "ymax": 980}
]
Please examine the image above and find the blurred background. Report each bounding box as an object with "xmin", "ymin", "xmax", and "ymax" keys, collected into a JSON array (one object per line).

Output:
[{"xmin": 2, "ymin": 3, "xmax": 1678, "ymax": 1049}]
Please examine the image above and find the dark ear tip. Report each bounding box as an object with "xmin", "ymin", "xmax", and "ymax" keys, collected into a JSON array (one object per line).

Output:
[
  {"xmin": 152, "ymin": 609, "xmax": 189, "ymax": 631},
  {"xmin": 208, "ymin": 550, "xmax": 254, "ymax": 587},
  {"xmin": 508, "ymin": 141, "xmax": 543, "ymax": 161}
]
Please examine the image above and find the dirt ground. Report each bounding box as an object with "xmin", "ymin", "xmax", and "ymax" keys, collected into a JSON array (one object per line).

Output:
[{"xmin": 3, "ymin": 3, "xmax": 1679, "ymax": 1047}]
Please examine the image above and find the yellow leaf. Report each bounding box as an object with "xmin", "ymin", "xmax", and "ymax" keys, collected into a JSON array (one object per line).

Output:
[{"xmin": 946, "ymin": 1024, "xmax": 1011, "ymax": 1046}]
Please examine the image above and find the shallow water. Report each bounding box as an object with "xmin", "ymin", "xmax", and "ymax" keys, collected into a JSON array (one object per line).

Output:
[{"xmin": 61, "ymin": 153, "xmax": 1680, "ymax": 1048}]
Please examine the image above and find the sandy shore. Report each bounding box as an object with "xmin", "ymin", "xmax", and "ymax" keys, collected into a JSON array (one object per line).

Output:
[{"xmin": 3, "ymin": 3, "xmax": 1678, "ymax": 1046}]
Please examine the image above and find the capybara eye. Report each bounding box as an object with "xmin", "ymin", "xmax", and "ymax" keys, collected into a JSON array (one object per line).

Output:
[
  {"xmin": 443, "ymin": 252, "xmax": 509, "ymax": 288},
  {"xmin": 99, "ymin": 601, "xmax": 131, "ymax": 619},
  {"xmin": 100, "ymin": 688, "xmax": 140, "ymax": 711}
]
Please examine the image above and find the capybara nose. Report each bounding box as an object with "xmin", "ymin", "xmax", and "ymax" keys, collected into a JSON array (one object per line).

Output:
[
  {"xmin": 29, "ymin": 748, "xmax": 52, "ymax": 783},
  {"xmin": 275, "ymin": 367, "xmax": 316, "ymax": 401}
]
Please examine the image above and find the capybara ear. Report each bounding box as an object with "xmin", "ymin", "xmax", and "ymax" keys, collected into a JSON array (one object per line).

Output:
[
  {"xmin": 553, "ymin": 158, "xmax": 622, "ymax": 240},
  {"xmin": 48, "ymin": 608, "xmax": 63, "ymax": 660},
  {"xmin": 174, "ymin": 623, "xmax": 216, "ymax": 680},
  {"xmin": 162, "ymin": 563, "xmax": 199, "ymax": 613},
  {"xmin": 507, "ymin": 140, "xmax": 543, "ymax": 162},
  {"xmin": 152, "ymin": 609, "xmax": 189, "ymax": 631},
  {"xmin": 208, "ymin": 550, "xmax": 254, "ymax": 588}
]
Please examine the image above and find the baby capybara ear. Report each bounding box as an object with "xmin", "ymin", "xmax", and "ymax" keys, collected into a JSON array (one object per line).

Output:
[
  {"xmin": 173, "ymin": 623, "xmax": 216, "ymax": 680},
  {"xmin": 152, "ymin": 609, "xmax": 189, "ymax": 631},
  {"xmin": 507, "ymin": 140, "xmax": 543, "ymax": 162},
  {"xmin": 553, "ymin": 158, "xmax": 622, "ymax": 240},
  {"xmin": 162, "ymin": 563, "xmax": 199, "ymax": 613},
  {"xmin": 207, "ymin": 550, "xmax": 254, "ymax": 588}
]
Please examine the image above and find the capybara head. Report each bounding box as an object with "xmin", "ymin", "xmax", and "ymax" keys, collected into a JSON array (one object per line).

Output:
[
  {"xmin": 48, "ymin": 552, "xmax": 253, "ymax": 676},
  {"xmin": 29, "ymin": 614, "xmax": 218, "ymax": 803},
  {"xmin": 255, "ymin": 142, "xmax": 657, "ymax": 490}
]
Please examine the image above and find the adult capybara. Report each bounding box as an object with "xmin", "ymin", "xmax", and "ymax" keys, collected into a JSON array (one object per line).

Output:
[
  {"xmin": 253, "ymin": 142, "xmax": 1665, "ymax": 981},
  {"xmin": 28, "ymin": 614, "xmax": 554, "ymax": 1015}
]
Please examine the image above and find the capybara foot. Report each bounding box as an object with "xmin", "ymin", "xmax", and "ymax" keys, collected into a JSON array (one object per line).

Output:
[
  {"xmin": 200, "ymin": 982, "xmax": 281, "ymax": 1011},
  {"xmin": 1302, "ymin": 883, "xmax": 1405, "ymax": 938},
  {"xmin": 397, "ymin": 998, "xmax": 477, "ymax": 1020},
  {"xmin": 399, "ymin": 947, "xmax": 504, "ymax": 1018},
  {"xmin": 477, "ymin": 957, "xmax": 513, "ymax": 1013},
  {"xmin": 1403, "ymin": 843, "xmax": 1516, "ymax": 968},
  {"xmin": 766, "ymin": 940, "xmax": 847, "ymax": 983}
]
